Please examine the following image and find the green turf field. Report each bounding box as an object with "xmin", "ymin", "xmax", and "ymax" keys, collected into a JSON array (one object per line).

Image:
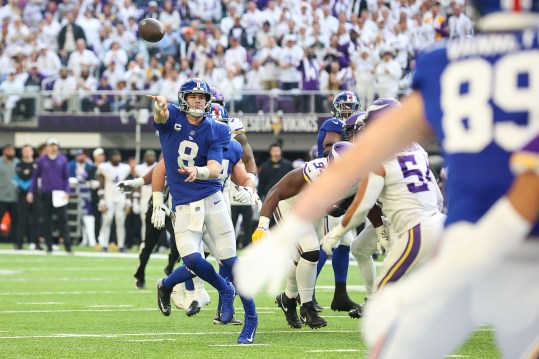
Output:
[{"xmin": 0, "ymin": 246, "xmax": 501, "ymax": 358}]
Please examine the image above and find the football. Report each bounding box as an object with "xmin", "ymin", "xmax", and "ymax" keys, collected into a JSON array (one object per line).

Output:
[{"xmin": 138, "ymin": 18, "xmax": 165, "ymax": 42}]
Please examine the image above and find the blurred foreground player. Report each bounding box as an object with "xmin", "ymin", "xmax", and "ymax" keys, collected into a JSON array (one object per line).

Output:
[{"xmin": 234, "ymin": 1, "xmax": 539, "ymax": 357}]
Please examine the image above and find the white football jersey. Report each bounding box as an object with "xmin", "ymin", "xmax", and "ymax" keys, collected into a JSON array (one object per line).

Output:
[
  {"xmin": 228, "ymin": 117, "xmax": 246, "ymax": 139},
  {"xmin": 99, "ymin": 162, "xmax": 131, "ymax": 202},
  {"xmin": 379, "ymin": 143, "xmax": 441, "ymax": 235}
]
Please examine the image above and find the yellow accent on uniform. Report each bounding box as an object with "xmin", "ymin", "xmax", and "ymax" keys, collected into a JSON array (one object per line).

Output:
[{"xmin": 379, "ymin": 228, "xmax": 415, "ymax": 289}]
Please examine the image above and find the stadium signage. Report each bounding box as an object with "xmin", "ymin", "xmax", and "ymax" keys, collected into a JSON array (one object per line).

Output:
[{"xmin": 240, "ymin": 114, "xmax": 319, "ymax": 134}]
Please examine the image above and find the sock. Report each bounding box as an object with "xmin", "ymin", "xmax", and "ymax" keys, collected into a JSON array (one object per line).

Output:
[
  {"xmin": 181, "ymin": 252, "xmax": 227, "ymax": 292},
  {"xmin": 185, "ymin": 278, "xmax": 195, "ymax": 291},
  {"xmin": 332, "ymin": 245, "xmax": 350, "ymax": 282},
  {"xmin": 317, "ymin": 247, "xmax": 329, "ymax": 276},
  {"xmin": 222, "ymin": 256, "xmax": 257, "ymax": 316},
  {"xmin": 284, "ymin": 261, "xmax": 299, "ymax": 300},
  {"xmin": 163, "ymin": 265, "xmax": 195, "ymax": 290},
  {"xmin": 296, "ymin": 258, "xmax": 317, "ymax": 303},
  {"xmin": 219, "ymin": 262, "xmax": 231, "ymax": 281}
]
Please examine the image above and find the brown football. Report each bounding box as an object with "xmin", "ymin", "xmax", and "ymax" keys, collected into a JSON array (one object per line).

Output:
[{"xmin": 138, "ymin": 18, "xmax": 165, "ymax": 42}]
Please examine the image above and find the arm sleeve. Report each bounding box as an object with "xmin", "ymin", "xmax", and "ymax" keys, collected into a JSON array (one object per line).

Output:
[{"xmin": 343, "ymin": 173, "xmax": 385, "ymax": 233}]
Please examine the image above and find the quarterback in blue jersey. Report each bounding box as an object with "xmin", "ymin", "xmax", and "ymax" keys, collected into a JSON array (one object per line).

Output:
[
  {"xmin": 149, "ymin": 78, "xmax": 257, "ymax": 344},
  {"xmin": 234, "ymin": 1, "xmax": 539, "ymax": 356}
]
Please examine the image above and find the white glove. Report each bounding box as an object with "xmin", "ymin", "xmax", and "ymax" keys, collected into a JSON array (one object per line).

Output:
[
  {"xmin": 233, "ymin": 185, "xmax": 254, "ymax": 204},
  {"xmin": 89, "ymin": 180, "xmax": 100, "ymax": 190},
  {"xmin": 375, "ymin": 226, "xmax": 391, "ymax": 255},
  {"xmin": 234, "ymin": 213, "xmax": 310, "ymax": 298},
  {"xmin": 117, "ymin": 177, "xmax": 145, "ymax": 193},
  {"xmin": 151, "ymin": 192, "xmax": 169, "ymax": 229},
  {"xmin": 152, "ymin": 204, "xmax": 171, "ymax": 230},
  {"xmin": 320, "ymin": 223, "xmax": 346, "ymax": 255}
]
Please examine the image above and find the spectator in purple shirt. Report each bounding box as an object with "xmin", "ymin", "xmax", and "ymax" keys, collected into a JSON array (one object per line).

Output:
[
  {"xmin": 27, "ymin": 137, "xmax": 72, "ymax": 254},
  {"xmin": 93, "ymin": 75, "xmax": 114, "ymax": 112}
]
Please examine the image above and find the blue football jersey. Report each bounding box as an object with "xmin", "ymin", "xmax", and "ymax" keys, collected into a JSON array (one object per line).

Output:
[
  {"xmin": 154, "ymin": 104, "xmax": 231, "ymax": 207},
  {"xmin": 317, "ymin": 117, "xmax": 344, "ymax": 158},
  {"xmin": 412, "ymin": 31, "xmax": 539, "ymax": 235},
  {"xmin": 219, "ymin": 139, "xmax": 244, "ymax": 190}
]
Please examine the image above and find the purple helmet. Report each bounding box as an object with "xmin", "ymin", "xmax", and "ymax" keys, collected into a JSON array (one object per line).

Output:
[
  {"xmin": 209, "ymin": 86, "xmax": 226, "ymax": 107},
  {"xmin": 365, "ymin": 98, "xmax": 401, "ymax": 124},
  {"xmin": 341, "ymin": 111, "xmax": 366, "ymax": 141},
  {"xmin": 328, "ymin": 141, "xmax": 354, "ymax": 163},
  {"xmin": 331, "ymin": 91, "xmax": 361, "ymax": 120}
]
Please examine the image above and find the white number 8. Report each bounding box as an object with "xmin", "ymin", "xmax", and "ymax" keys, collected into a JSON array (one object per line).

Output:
[
  {"xmin": 441, "ymin": 51, "xmax": 539, "ymax": 153},
  {"xmin": 177, "ymin": 140, "xmax": 199, "ymax": 167}
]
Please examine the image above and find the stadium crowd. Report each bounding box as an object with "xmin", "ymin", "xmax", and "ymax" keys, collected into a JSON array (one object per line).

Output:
[{"xmin": 0, "ymin": 0, "xmax": 474, "ymax": 122}]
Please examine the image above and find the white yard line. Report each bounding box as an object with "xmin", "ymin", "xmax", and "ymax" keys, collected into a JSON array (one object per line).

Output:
[
  {"xmin": 209, "ymin": 344, "xmax": 270, "ymax": 347},
  {"xmin": 0, "ymin": 308, "xmax": 156, "ymax": 314},
  {"xmin": 0, "ymin": 291, "xmax": 120, "ymax": 296},
  {"xmin": 0, "ymin": 330, "xmax": 358, "ymax": 340},
  {"xmin": 120, "ymin": 339, "xmax": 177, "ymax": 342},
  {"xmin": 16, "ymin": 302, "xmax": 65, "ymax": 305},
  {"xmin": 87, "ymin": 304, "xmax": 134, "ymax": 308},
  {"xmin": 306, "ymin": 349, "xmax": 362, "ymax": 353}
]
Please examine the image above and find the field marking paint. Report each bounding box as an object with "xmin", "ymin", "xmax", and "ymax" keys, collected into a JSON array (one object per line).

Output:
[
  {"xmin": 0, "ymin": 330, "xmax": 358, "ymax": 340},
  {"xmin": 120, "ymin": 339, "xmax": 176, "ymax": 342},
  {"xmin": 0, "ymin": 269, "xmax": 21, "ymax": 275},
  {"xmin": 0, "ymin": 308, "xmax": 156, "ymax": 314},
  {"xmin": 88, "ymin": 304, "xmax": 134, "ymax": 308},
  {"xmin": 209, "ymin": 344, "xmax": 270, "ymax": 347},
  {"xmin": 16, "ymin": 302, "xmax": 65, "ymax": 305},
  {"xmin": 445, "ymin": 356, "xmax": 469, "ymax": 358},
  {"xmin": 0, "ymin": 291, "xmax": 120, "ymax": 296},
  {"xmin": 306, "ymin": 349, "xmax": 362, "ymax": 353}
]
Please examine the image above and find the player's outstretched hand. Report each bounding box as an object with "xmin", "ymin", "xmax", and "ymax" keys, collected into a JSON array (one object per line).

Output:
[
  {"xmin": 117, "ymin": 177, "xmax": 144, "ymax": 193},
  {"xmin": 147, "ymin": 95, "xmax": 168, "ymax": 117},
  {"xmin": 178, "ymin": 166, "xmax": 197, "ymax": 182},
  {"xmin": 234, "ymin": 213, "xmax": 311, "ymax": 298}
]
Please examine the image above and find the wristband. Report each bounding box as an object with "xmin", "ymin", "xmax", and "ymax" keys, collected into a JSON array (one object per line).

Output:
[
  {"xmin": 97, "ymin": 189, "xmax": 105, "ymax": 197},
  {"xmin": 132, "ymin": 192, "xmax": 141, "ymax": 198},
  {"xmin": 195, "ymin": 166, "xmax": 210, "ymax": 180},
  {"xmin": 125, "ymin": 199, "xmax": 132, "ymax": 207},
  {"xmin": 152, "ymin": 191, "xmax": 164, "ymax": 207},
  {"xmin": 133, "ymin": 177, "xmax": 146, "ymax": 188},
  {"xmin": 258, "ymin": 216, "xmax": 270, "ymax": 229},
  {"xmin": 247, "ymin": 172, "xmax": 257, "ymax": 183}
]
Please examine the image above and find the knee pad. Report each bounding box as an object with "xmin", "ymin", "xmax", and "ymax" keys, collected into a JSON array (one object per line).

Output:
[{"xmin": 300, "ymin": 249, "xmax": 320, "ymax": 263}]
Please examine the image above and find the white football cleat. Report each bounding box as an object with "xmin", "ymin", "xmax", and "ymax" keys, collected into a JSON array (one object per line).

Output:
[
  {"xmin": 171, "ymin": 283, "xmax": 187, "ymax": 311},
  {"xmin": 194, "ymin": 288, "xmax": 211, "ymax": 307}
]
